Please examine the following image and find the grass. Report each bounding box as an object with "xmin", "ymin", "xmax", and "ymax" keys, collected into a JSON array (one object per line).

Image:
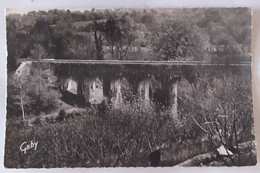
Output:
[
  {"xmin": 4, "ymin": 87, "xmax": 256, "ymax": 168},
  {"xmin": 4, "ymin": 102, "xmax": 215, "ymax": 168}
]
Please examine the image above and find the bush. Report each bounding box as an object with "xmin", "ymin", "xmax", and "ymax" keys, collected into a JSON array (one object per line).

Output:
[
  {"xmin": 8, "ymin": 63, "xmax": 61, "ymax": 119},
  {"xmin": 5, "ymin": 69, "xmax": 255, "ymax": 167},
  {"xmin": 5, "ymin": 98, "xmax": 211, "ymax": 168}
]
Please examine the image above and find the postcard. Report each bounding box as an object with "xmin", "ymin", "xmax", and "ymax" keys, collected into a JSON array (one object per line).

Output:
[{"xmin": 4, "ymin": 8, "xmax": 256, "ymax": 168}]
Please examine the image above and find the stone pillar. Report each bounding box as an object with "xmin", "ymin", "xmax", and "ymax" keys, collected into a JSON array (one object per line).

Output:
[
  {"xmin": 110, "ymin": 78, "xmax": 123, "ymax": 106},
  {"xmin": 138, "ymin": 78, "xmax": 151, "ymax": 106},
  {"xmin": 144, "ymin": 81, "xmax": 150, "ymax": 102},
  {"xmin": 83, "ymin": 78, "xmax": 91, "ymax": 103},
  {"xmin": 77, "ymin": 78, "xmax": 83, "ymax": 95},
  {"xmin": 169, "ymin": 80, "xmax": 178, "ymax": 118},
  {"xmin": 90, "ymin": 79, "xmax": 96, "ymax": 103},
  {"xmin": 83, "ymin": 77, "xmax": 104, "ymax": 105},
  {"xmin": 103, "ymin": 77, "xmax": 111, "ymax": 98}
]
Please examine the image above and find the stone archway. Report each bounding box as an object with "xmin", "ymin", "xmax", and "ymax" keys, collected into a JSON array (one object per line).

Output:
[
  {"xmin": 110, "ymin": 77, "xmax": 131, "ymax": 106},
  {"xmin": 137, "ymin": 75, "xmax": 159, "ymax": 105},
  {"xmin": 83, "ymin": 77, "xmax": 104, "ymax": 105},
  {"xmin": 64, "ymin": 77, "xmax": 78, "ymax": 95},
  {"xmin": 168, "ymin": 77, "xmax": 180, "ymax": 118}
]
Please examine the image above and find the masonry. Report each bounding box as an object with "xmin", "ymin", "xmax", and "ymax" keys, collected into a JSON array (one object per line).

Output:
[{"xmin": 30, "ymin": 60, "xmax": 251, "ymax": 118}]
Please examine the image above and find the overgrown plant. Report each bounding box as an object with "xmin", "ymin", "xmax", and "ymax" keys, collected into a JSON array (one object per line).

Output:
[
  {"xmin": 190, "ymin": 74, "xmax": 254, "ymax": 166},
  {"xmin": 11, "ymin": 62, "xmax": 60, "ymax": 120}
]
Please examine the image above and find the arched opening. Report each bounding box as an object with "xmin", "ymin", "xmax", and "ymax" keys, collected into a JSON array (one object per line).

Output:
[
  {"xmin": 60, "ymin": 77, "xmax": 79, "ymax": 106},
  {"xmin": 110, "ymin": 77, "xmax": 131, "ymax": 106},
  {"xmin": 137, "ymin": 75, "xmax": 159, "ymax": 105},
  {"xmin": 83, "ymin": 77, "xmax": 104, "ymax": 105}
]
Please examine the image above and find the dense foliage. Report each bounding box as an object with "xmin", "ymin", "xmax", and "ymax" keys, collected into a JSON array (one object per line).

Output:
[
  {"xmin": 6, "ymin": 8, "xmax": 251, "ymax": 70},
  {"xmin": 5, "ymin": 8, "xmax": 255, "ymax": 167},
  {"xmin": 5, "ymin": 66, "xmax": 256, "ymax": 167},
  {"xmin": 7, "ymin": 62, "xmax": 60, "ymax": 119}
]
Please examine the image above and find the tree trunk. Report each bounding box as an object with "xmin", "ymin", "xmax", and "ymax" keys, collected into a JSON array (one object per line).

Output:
[
  {"xmin": 233, "ymin": 110, "xmax": 240, "ymax": 165},
  {"xmin": 20, "ymin": 94, "xmax": 25, "ymax": 121},
  {"xmin": 111, "ymin": 43, "xmax": 114, "ymax": 60}
]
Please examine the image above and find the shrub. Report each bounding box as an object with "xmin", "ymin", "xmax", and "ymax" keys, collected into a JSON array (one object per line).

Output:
[{"xmin": 5, "ymin": 99, "xmax": 210, "ymax": 168}]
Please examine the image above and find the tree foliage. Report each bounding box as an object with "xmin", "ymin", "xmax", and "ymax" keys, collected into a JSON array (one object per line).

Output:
[
  {"xmin": 9, "ymin": 46, "xmax": 60, "ymax": 118},
  {"xmin": 6, "ymin": 8, "xmax": 251, "ymax": 69},
  {"xmin": 179, "ymin": 73, "xmax": 254, "ymax": 165},
  {"xmin": 150, "ymin": 18, "xmax": 209, "ymax": 61}
]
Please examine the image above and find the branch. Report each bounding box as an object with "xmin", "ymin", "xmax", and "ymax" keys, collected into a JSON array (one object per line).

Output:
[
  {"xmin": 146, "ymin": 136, "xmax": 152, "ymax": 152},
  {"xmin": 191, "ymin": 115, "xmax": 210, "ymax": 134}
]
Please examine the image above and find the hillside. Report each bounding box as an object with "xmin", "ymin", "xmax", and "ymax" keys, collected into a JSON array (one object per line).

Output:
[{"xmin": 6, "ymin": 8, "xmax": 251, "ymax": 71}]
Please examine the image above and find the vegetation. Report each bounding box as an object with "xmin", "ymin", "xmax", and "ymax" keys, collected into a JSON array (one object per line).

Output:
[
  {"xmin": 5, "ymin": 8, "xmax": 255, "ymax": 168},
  {"xmin": 6, "ymin": 8, "xmax": 251, "ymax": 71},
  {"xmin": 7, "ymin": 60, "xmax": 60, "ymax": 120},
  {"xmin": 5, "ymin": 66, "xmax": 256, "ymax": 167}
]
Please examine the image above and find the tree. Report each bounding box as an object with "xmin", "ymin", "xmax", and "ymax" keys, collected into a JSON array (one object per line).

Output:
[
  {"xmin": 104, "ymin": 15, "xmax": 137, "ymax": 60},
  {"xmin": 104, "ymin": 17, "xmax": 121, "ymax": 60},
  {"xmin": 94, "ymin": 29, "xmax": 104, "ymax": 60},
  {"xmin": 14, "ymin": 65, "xmax": 60, "ymax": 118},
  {"xmin": 115, "ymin": 15, "xmax": 137, "ymax": 60},
  {"xmin": 11, "ymin": 46, "xmax": 60, "ymax": 120},
  {"xmin": 74, "ymin": 34, "xmax": 96, "ymax": 60},
  {"xmin": 88, "ymin": 20, "xmax": 106, "ymax": 60},
  {"xmin": 30, "ymin": 44, "xmax": 50, "ymax": 60},
  {"xmin": 6, "ymin": 13, "xmax": 34, "ymax": 71},
  {"xmin": 190, "ymin": 74, "xmax": 254, "ymax": 165},
  {"xmin": 150, "ymin": 18, "xmax": 208, "ymax": 61},
  {"xmin": 30, "ymin": 17, "xmax": 51, "ymax": 49},
  {"xmin": 50, "ymin": 11, "xmax": 75, "ymax": 59},
  {"xmin": 6, "ymin": 15, "xmax": 19, "ymax": 71}
]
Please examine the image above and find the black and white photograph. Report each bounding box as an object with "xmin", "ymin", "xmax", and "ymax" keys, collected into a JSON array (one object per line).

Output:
[{"xmin": 4, "ymin": 7, "xmax": 256, "ymax": 168}]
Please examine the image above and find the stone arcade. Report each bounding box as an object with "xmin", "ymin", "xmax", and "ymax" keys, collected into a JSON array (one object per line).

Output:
[
  {"xmin": 52, "ymin": 60, "xmax": 183, "ymax": 118},
  {"xmin": 19, "ymin": 60, "xmax": 251, "ymax": 118},
  {"xmin": 19, "ymin": 60, "xmax": 220, "ymax": 119}
]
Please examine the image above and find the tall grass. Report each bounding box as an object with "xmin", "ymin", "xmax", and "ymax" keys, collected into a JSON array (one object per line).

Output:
[
  {"xmin": 5, "ymin": 99, "xmax": 214, "ymax": 168},
  {"xmin": 5, "ymin": 73, "xmax": 256, "ymax": 167}
]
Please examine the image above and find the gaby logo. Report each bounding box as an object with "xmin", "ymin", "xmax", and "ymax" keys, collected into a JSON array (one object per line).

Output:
[{"xmin": 20, "ymin": 140, "xmax": 38, "ymax": 154}]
